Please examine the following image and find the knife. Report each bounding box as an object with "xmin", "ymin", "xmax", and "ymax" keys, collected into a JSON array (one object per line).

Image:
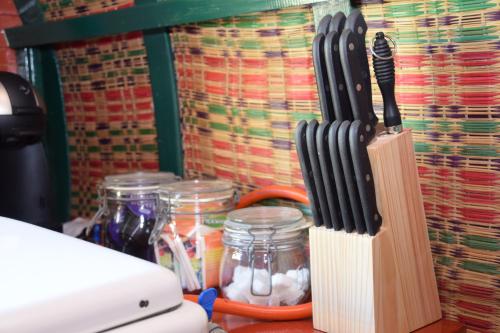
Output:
[
  {"xmin": 372, "ymin": 31, "xmax": 402, "ymax": 134},
  {"xmin": 339, "ymin": 28, "xmax": 377, "ymax": 141},
  {"xmin": 349, "ymin": 120, "xmax": 382, "ymax": 235},
  {"xmin": 329, "ymin": 11, "xmax": 346, "ymax": 35},
  {"xmin": 324, "ymin": 30, "xmax": 352, "ymax": 121},
  {"xmin": 328, "ymin": 120, "xmax": 355, "ymax": 233},
  {"xmin": 313, "ymin": 33, "xmax": 335, "ymax": 122},
  {"xmin": 337, "ymin": 120, "xmax": 366, "ymax": 234},
  {"xmin": 317, "ymin": 14, "xmax": 332, "ymax": 35},
  {"xmin": 345, "ymin": 9, "xmax": 377, "ymax": 130},
  {"xmin": 306, "ymin": 119, "xmax": 332, "ymax": 229},
  {"xmin": 295, "ymin": 120, "xmax": 323, "ymax": 227},
  {"xmin": 316, "ymin": 122, "xmax": 342, "ymax": 230}
]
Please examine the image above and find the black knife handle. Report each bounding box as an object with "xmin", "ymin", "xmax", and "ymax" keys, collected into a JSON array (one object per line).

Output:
[
  {"xmin": 317, "ymin": 122, "xmax": 342, "ymax": 230},
  {"xmin": 329, "ymin": 11, "xmax": 346, "ymax": 34},
  {"xmin": 346, "ymin": 10, "xmax": 378, "ymax": 129},
  {"xmin": 349, "ymin": 120, "xmax": 382, "ymax": 235},
  {"xmin": 317, "ymin": 14, "xmax": 332, "ymax": 35},
  {"xmin": 372, "ymin": 32, "xmax": 402, "ymax": 133},
  {"xmin": 338, "ymin": 120, "xmax": 366, "ymax": 234},
  {"xmin": 339, "ymin": 29, "xmax": 376, "ymax": 141},
  {"xmin": 328, "ymin": 120, "xmax": 354, "ymax": 232},
  {"xmin": 295, "ymin": 121, "xmax": 323, "ymax": 227},
  {"xmin": 307, "ymin": 119, "xmax": 332, "ymax": 229},
  {"xmin": 313, "ymin": 33, "xmax": 335, "ymax": 122},
  {"xmin": 325, "ymin": 31, "xmax": 353, "ymax": 121}
]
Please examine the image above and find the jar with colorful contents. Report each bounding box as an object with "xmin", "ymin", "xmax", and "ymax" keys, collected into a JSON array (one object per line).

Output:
[
  {"xmin": 220, "ymin": 207, "xmax": 311, "ymax": 306},
  {"xmin": 91, "ymin": 172, "xmax": 179, "ymax": 261},
  {"xmin": 153, "ymin": 179, "xmax": 238, "ymax": 292}
]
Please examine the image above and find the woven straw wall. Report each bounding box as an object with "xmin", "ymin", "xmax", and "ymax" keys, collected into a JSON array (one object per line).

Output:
[
  {"xmin": 171, "ymin": 6, "xmax": 321, "ymax": 193},
  {"xmin": 55, "ymin": 32, "xmax": 158, "ymax": 218},
  {"xmin": 0, "ymin": 0, "xmax": 21, "ymax": 72},
  {"xmin": 39, "ymin": 0, "xmax": 133, "ymax": 21}
]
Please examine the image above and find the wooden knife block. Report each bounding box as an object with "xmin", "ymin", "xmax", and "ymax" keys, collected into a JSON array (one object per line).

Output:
[{"xmin": 310, "ymin": 130, "xmax": 441, "ymax": 333}]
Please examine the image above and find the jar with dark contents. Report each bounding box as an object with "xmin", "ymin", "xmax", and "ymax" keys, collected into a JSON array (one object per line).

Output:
[
  {"xmin": 220, "ymin": 207, "xmax": 311, "ymax": 306},
  {"xmin": 90, "ymin": 172, "xmax": 179, "ymax": 261},
  {"xmin": 151, "ymin": 179, "xmax": 238, "ymax": 292}
]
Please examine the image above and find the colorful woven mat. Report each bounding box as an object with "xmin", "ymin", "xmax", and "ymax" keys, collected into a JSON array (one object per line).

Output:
[
  {"xmin": 55, "ymin": 32, "xmax": 158, "ymax": 218},
  {"xmin": 39, "ymin": 0, "xmax": 133, "ymax": 21},
  {"xmin": 353, "ymin": 1, "xmax": 499, "ymax": 331},
  {"xmin": 171, "ymin": 6, "xmax": 321, "ymax": 194}
]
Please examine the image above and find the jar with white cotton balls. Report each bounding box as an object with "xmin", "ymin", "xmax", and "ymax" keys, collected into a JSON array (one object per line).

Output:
[{"xmin": 220, "ymin": 206, "xmax": 312, "ymax": 306}]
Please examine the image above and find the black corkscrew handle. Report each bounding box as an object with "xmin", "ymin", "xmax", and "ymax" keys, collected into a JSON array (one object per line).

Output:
[{"xmin": 372, "ymin": 32, "xmax": 402, "ymax": 133}]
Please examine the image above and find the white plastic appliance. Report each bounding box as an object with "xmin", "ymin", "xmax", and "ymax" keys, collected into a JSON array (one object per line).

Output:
[{"xmin": 0, "ymin": 217, "xmax": 208, "ymax": 332}]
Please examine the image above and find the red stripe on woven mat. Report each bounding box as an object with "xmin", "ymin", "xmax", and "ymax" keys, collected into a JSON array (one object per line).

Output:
[
  {"xmin": 459, "ymin": 189, "xmax": 497, "ymax": 205},
  {"xmin": 456, "ymin": 301, "xmax": 495, "ymax": 314},
  {"xmin": 242, "ymin": 58, "xmax": 268, "ymax": 68},
  {"xmin": 396, "ymin": 73, "xmax": 428, "ymax": 85},
  {"xmin": 460, "ymin": 93, "xmax": 497, "ymax": 106},
  {"xmin": 214, "ymin": 168, "xmax": 235, "ymax": 179},
  {"xmin": 134, "ymin": 87, "xmax": 152, "ymax": 98},
  {"xmin": 84, "ymin": 105, "xmax": 97, "ymax": 112},
  {"xmin": 250, "ymin": 162, "xmax": 274, "ymax": 174},
  {"xmin": 136, "ymin": 102, "xmax": 152, "ymax": 111},
  {"xmin": 251, "ymin": 176, "xmax": 274, "ymax": 187},
  {"xmin": 459, "ymin": 207, "xmax": 498, "ymax": 223},
  {"xmin": 249, "ymin": 146, "xmax": 274, "ymax": 158},
  {"xmin": 397, "ymin": 92, "xmax": 431, "ymax": 104},
  {"xmin": 395, "ymin": 55, "xmax": 426, "ymax": 67},
  {"xmin": 286, "ymin": 90, "xmax": 318, "ymax": 101},
  {"xmin": 80, "ymin": 92, "xmax": 95, "ymax": 102},
  {"xmin": 243, "ymin": 89, "xmax": 269, "ymax": 99},
  {"xmin": 107, "ymin": 104, "xmax": 123, "ymax": 112},
  {"xmin": 459, "ymin": 170, "xmax": 498, "ymax": 185},
  {"xmin": 214, "ymin": 154, "xmax": 234, "ymax": 167},
  {"xmin": 457, "ymin": 314, "xmax": 493, "ymax": 331},
  {"xmin": 212, "ymin": 140, "xmax": 233, "ymax": 150},
  {"xmin": 84, "ymin": 116, "xmax": 96, "ymax": 122},
  {"xmin": 457, "ymin": 52, "xmax": 496, "ymax": 61},
  {"xmin": 285, "ymin": 57, "xmax": 313, "ymax": 68},
  {"xmin": 137, "ymin": 112, "xmax": 154, "ymax": 121},
  {"xmin": 242, "ymin": 73, "xmax": 268, "ymax": 85},
  {"xmin": 204, "ymin": 56, "xmax": 226, "ymax": 68},
  {"xmin": 205, "ymin": 71, "xmax": 227, "ymax": 83},
  {"xmin": 286, "ymin": 73, "xmax": 315, "ymax": 85},
  {"xmin": 238, "ymin": 174, "xmax": 250, "ymax": 184},
  {"xmin": 237, "ymin": 160, "xmax": 247, "ymax": 169},
  {"xmin": 140, "ymin": 162, "xmax": 158, "ymax": 170},
  {"xmin": 105, "ymin": 90, "xmax": 122, "ymax": 101},
  {"xmin": 206, "ymin": 85, "xmax": 227, "ymax": 95},
  {"xmin": 459, "ymin": 283, "xmax": 496, "ymax": 298},
  {"xmin": 457, "ymin": 72, "xmax": 499, "ymax": 85}
]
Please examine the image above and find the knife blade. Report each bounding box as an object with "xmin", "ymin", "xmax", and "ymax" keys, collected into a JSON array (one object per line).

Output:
[
  {"xmin": 306, "ymin": 119, "xmax": 332, "ymax": 229},
  {"xmin": 328, "ymin": 120, "xmax": 355, "ymax": 233},
  {"xmin": 313, "ymin": 33, "xmax": 335, "ymax": 122},
  {"xmin": 337, "ymin": 120, "xmax": 366, "ymax": 234},
  {"xmin": 349, "ymin": 120, "xmax": 382, "ymax": 235},
  {"xmin": 295, "ymin": 120, "xmax": 323, "ymax": 227},
  {"xmin": 316, "ymin": 121, "xmax": 342, "ymax": 230},
  {"xmin": 317, "ymin": 14, "xmax": 332, "ymax": 35},
  {"xmin": 325, "ymin": 30, "xmax": 352, "ymax": 121},
  {"xmin": 339, "ymin": 28, "xmax": 377, "ymax": 141}
]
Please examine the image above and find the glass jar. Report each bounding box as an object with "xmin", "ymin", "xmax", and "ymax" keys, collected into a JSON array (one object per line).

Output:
[
  {"xmin": 220, "ymin": 206, "xmax": 311, "ymax": 306},
  {"xmin": 90, "ymin": 171, "xmax": 179, "ymax": 261},
  {"xmin": 153, "ymin": 179, "xmax": 238, "ymax": 291}
]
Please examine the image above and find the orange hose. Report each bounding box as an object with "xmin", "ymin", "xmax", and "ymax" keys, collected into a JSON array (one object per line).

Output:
[
  {"xmin": 236, "ymin": 185, "xmax": 309, "ymax": 208},
  {"xmin": 184, "ymin": 294, "xmax": 312, "ymax": 321},
  {"xmin": 186, "ymin": 185, "xmax": 313, "ymax": 320}
]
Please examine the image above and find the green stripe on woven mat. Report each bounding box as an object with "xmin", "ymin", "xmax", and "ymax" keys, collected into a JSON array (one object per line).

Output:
[
  {"xmin": 127, "ymin": 49, "xmax": 146, "ymax": 57},
  {"xmin": 131, "ymin": 68, "xmax": 148, "ymax": 75},
  {"xmin": 248, "ymin": 128, "xmax": 272, "ymax": 137},
  {"xmin": 100, "ymin": 54, "xmax": 114, "ymax": 61},
  {"xmin": 448, "ymin": 0, "xmax": 496, "ymax": 12},
  {"xmin": 210, "ymin": 122, "xmax": 231, "ymax": 131},
  {"xmin": 110, "ymin": 130, "xmax": 122, "ymax": 136},
  {"xmin": 88, "ymin": 146, "xmax": 100, "ymax": 153},
  {"xmin": 208, "ymin": 104, "xmax": 227, "ymax": 115},
  {"xmin": 463, "ymin": 235, "xmax": 500, "ymax": 251},
  {"xmin": 245, "ymin": 109, "xmax": 268, "ymax": 118},
  {"xmin": 75, "ymin": 58, "xmax": 88, "ymax": 64},
  {"xmin": 112, "ymin": 146, "xmax": 126, "ymax": 152},
  {"xmin": 291, "ymin": 112, "xmax": 319, "ymax": 121},
  {"xmin": 428, "ymin": 229, "xmax": 437, "ymax": 241},
  {"xmin": 403, "ymin": 119, "xmax": 434, "ymax": 131},
  {"xmin": 461, "ymin": 121, "xmax": 498, "ymax": 133},
  {"xmin": 284, "ymin": 37, "xmax": 311, "ymax": 48},
  {"xmin": 459, "ymin": 261, "xmax": 498, "ymax": 275},
  {"xmin": 85, "ymin": 131, "xmax": 96, "ymax": 137},
  {"xmin": 202, "ymin": 37, "xmax": 222, "ymax": 46},
  {"xmin": 460, "ymin": 145, "xmax": 497, "ymax": 157},
  {"xmin": 437, "ymin": 256, "xmax": 454, "ymax": 266},
  {"xmin": 440, "ymin": 231, "xmax": 457, "ymax": 244},
  {"xmin": 139, "ymin": 128, "xmax": 156, "ymax": 135},
  {"xmin": 141, "ymin": 144, "xmax": 157, "ymax": 152},
  {"xmin": 240, "ymin": 40, "xmax": 262, "ymax": 50},
  {"xmin": 414, "ymin": 142, "xmax": 432, "ymax": 153}
]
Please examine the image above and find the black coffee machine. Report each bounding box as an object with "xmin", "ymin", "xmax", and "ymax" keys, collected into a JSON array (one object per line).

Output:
[{"xmin": 0, "ymin": 71, "xmax": 59, "ymax": 231}]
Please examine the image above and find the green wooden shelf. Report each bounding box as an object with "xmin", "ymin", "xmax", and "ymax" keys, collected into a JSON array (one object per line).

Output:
[{"xmin": 5, "ymin": 0, "xmax": 322, "ymax": 48}]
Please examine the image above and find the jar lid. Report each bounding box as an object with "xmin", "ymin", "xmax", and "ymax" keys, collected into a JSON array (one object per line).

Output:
[
  {"xmin": 224, "ymin": 207, "xmax": 311, "ymax": 244},
  {"xmin": 159, "ymin": 179, "xmax": 234, "ymax": 203},
  {"xmin": 103, "ymin": 172, "xmax": 179, "ymax": 192}
]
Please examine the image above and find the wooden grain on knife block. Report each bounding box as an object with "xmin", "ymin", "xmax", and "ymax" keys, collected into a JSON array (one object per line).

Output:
[{"xmin": 310, "ymin": 130, "xmax": 441, "ymax": 333}]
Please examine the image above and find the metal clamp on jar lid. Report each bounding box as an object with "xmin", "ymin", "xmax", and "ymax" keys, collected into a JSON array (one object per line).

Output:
[{"xmin": 223, "ymin": 207, "xmax": 311, "ymax": 298}]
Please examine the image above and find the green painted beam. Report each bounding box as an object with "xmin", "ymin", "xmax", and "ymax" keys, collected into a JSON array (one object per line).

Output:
[
  {"xmin": 143, "ymin": 29, "xmax": 183, "ymax": 175},
  {"xmin": 14, "ymin": 0, "xmax": 71, "ymax": 223},
  {"xmin": 5, "ymin": 0, "xmax": 323, "ymax": 48}
]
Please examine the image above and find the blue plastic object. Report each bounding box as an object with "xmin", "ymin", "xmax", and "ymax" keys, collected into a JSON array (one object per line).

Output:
[{"xmin": 198, "ymin": 288, "xmax": 218, "ymax": 320}]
